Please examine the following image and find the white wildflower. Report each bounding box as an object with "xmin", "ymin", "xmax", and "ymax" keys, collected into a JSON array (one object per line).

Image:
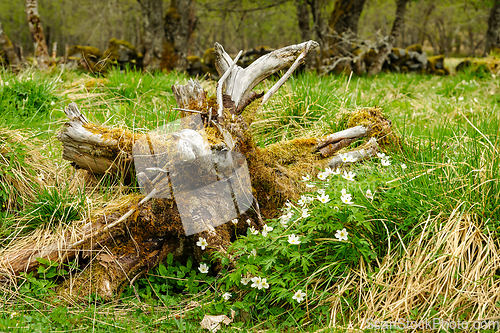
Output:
[
  {"xmin": 342, "ymin": 170, "xmax": 356, "ymax": 181},
  {"xmin": 241, "ymin": 277, "xmax": 250, "ymax": 285},
  {"xmin": 249, "ymin": 226, "xmax": 259, "ymax": 235},
  {"xmin": 317, "ymin": 193, "xmax": 330, "ymax": 203},
  {"xmin": 381, "ymin": 158, "xmax": 391, "ymax": 166},
  {"xmin": 301, "ymin": 209, "xmax": 310, "ymax": 218},
  {"xmin": 305, "ymin": 183, "xmax": 315, "ymax": 188},
  {"xmin": 288, "ymin": 234, "xmax": 301, "ymax": 245},
  {"xmin": 302, "ymin": 174, "xmax": 311, "ymax": 181},
  {"xmin": 222, "ymin": 292, "xmax": 232, "ymax": 301},
  {"xmin": 335, "ymin": 228, "xmax": 349, "ymax": 241},
  {"xmin": 246, "ymin": 219, "xmax": 252, "ymax": 225},
  {"xmin": 198, "ymin": 263, "xmax": 209, "ymax": 273},
  {"xmin": 317, "ymin": 189, "xmax": 326, "ymax": 195},
  {"xmin": 365, "ymin": 189, "xmax": 374, "ymax": 200},
  {"xmin": 196, "ymin": 237, "xmax": 208, "ymax": 250},
  {"xmin": 317, "ymin": 172, "xmax": 328, "ymax": 181},
  {"xmin": 340, "ymin": 192, "xmax": 353, "ymax": 205},
  {"xmin": 339, "ymin": 153, "xmax": 350, "ymax": 163},
  {"xmin": 262, "ymin": 224, "xmax": 274, "ymax": 237},
  {"xmin": 376, "ymin": 152, "xmax": 386, "ymax": 159},
  {"xmin": 292, "ymin": 290, "xmax": 306, "ymax": 303},
  {"xmin": 231, "ymin": 218, "xmax": 238, "ymax": 225},
  {"xmin": 251, "ymin": 276, "xmax": 261, "ymax": 288},
  {"xmin": 401, "ymin": 163, "xmax": 407, "ymax": 170}
]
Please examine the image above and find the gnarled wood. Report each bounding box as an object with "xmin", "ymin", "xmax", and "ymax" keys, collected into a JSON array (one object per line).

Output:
[
  {"xmin": 215, "ymin": 40, "xmax": 319, "ymax": 114},
  {"xmin": 0, "ymin": 41, "xmax": 391, "ymax": 300},
  {"xmin": 57, "ymin": 103, "xmax": 135, "ymax": 180}
]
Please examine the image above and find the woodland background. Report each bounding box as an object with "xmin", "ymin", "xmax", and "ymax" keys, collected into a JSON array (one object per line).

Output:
[{"xmin": 0, "ymin": 0, "xmax": 496, "ymax": 61}]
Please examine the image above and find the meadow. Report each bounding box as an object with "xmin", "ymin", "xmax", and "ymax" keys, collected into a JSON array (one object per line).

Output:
[{"xmin": 0, "ymin": 65, "xmax": 499, "ymax": 332}]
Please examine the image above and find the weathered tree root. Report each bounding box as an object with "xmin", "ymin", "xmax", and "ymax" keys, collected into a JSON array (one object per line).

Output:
[{"xmin": 0, "ymin": 41, "xmax": 393, "ymax": 299}]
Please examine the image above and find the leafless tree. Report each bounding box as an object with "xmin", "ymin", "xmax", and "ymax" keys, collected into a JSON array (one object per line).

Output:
[
  {"xmin": 485, "ymin": 0, "xmax": 500, "ymax": 55},
  {"xmin": 138, "ymin": 0, "xmax": 165, "ymax": 71},
  {"xmin": 164, "ymin": 0, "xmax": 196, "ymax": 72},
  {"xmin": 0, "ymin": 22, "xmax": 23, "ymax": 68},
  {"xmin": 329, "ymin": 0, "xmax": 367, "ymax": 36},
  {"xmin": 368, "ymin": 0, "xmax": 410, "ymax": 76},
  {"xmin": 25, "ymin": 0, "xmax": 51, "ymax": 69}
]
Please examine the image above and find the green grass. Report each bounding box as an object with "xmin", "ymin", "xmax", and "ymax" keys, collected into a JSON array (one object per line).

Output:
[{"xmin": 1, "ymin": 67, "xmax": 499, "ymax": 332}]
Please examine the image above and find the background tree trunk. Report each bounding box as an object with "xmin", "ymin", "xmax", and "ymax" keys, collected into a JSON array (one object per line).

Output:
[
  {"xmin": 138, "ymin": 0, "xmax": 164, "ymax": 71},
  {"xmin": 0, "ymin": 22, "xmax": 23, "ymax": 68},
  {"xmin": 164, "ymin": 0, "xmax": 196, "ymax": 72},
  {"xmin": 485, "ymin": 0, "xmax": 500, "ymax": 55},
  {"xmin": 296, "ymin": 0, "xmax": 311, "ymax": 41},
  {"xmin": 367, "ymin": 0, "xmax": 409, "ymax": 76},
  {"xmin": 328, "ymin": 0, "xmax": 367, "ymax": 36},
  {"xmin": 25, "ymin": 0, "xmax": 51, "ymax": 69}
]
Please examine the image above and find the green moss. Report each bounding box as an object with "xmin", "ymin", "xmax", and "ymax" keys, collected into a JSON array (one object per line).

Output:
[
  {"xmin": 405, "ymin": 44, "xmax": 423, "ymax": 53},
  {"xmin": 102, "ymin": 38, "xmax": 140, "ymax": 70},
  {"xmin": 456, "ymin": 57, "xmax": 500, "ymax": 75},
  {"xmin": 427, "ymin": 55, "xmax": 449, "ymax": 75},
  {"xmin": 68, "ymin": 45, "xmax": 102, "ymax": 59},
  {"xmin": 346, "ymin": 107, "xmax": 398, "ymax": 147}
]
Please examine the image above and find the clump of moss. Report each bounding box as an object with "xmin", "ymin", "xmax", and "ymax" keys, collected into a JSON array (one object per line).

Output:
[
  {"xmin": 456, "ymin": 57, "xmax": 500, "ymax": 76},
  {"xmin": 201, "ymin": 48, "xmax": 218, "ymax": 79},
  {"xmin": 68, "ymin": 45, "xmax": 102, "ymax": 72},
  {"xmin": 346, "ymin": 107, "xmax": 398, "ymax": 148},
  {"xmin": 405, "ymin": 44, "xmax": 423, "ymax": 53},
  {"xmin": 103, "ymin": 38, "xmax": 142, "ymax": 70},
  {"xmin": 427, "ymin": 55, "xmax": 450, "ymax": 75}
]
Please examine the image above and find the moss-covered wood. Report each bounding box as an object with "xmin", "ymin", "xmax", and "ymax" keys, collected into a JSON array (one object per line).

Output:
[
  {"xmin": 0, "ymin": 22, "xmax": 23, "ymax": 69},
  {"xmin": 163, "ymin": 0, "xmax": 195, "ymax": 72},
  {"xmin": 0, "ymin": 41, "xmax": 393, "ymax": 300},
  {"xmin": 328, "ymin": 0, "xmax": 367, "ymax": 36}
]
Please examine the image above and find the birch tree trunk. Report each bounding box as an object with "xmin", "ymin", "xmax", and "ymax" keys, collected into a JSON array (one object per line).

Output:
[
  {"xmin": 138, "ymin": 0, "xmax": 165, "ymax": 71},
  {"xmin": 485, "ymin": 0, "xmax": 500, "ymax": 55},
  {"xmin": 25, "ymin": 0, "xmax": 51, "ymax": 69},
  {"xmin": 367, "ymin": 0, "xmax": 409, "ymax": 76}
]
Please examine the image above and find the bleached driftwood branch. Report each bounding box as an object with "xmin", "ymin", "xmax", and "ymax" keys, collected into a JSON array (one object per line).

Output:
[
  {"xmin": 214, "ymin": 40, "xmax": 319, "ymax": 114},
  {"xmin": 328, "ymin": 137, "xmax": 379, "ymax": 168},
  {"xmin": 57, "ymin": 103, "xmax": 136, "ymax": 179}
]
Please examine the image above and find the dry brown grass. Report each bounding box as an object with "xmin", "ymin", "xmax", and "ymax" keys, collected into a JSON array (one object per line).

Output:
[{"xmin": 321, "ymin": 205, "xmax": 500, "ymax": 329}]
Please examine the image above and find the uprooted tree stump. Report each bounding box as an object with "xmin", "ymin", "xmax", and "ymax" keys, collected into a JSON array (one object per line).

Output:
[{"xmin": 0, "ymin": 40, "xmax": 395, "ymax": 299}]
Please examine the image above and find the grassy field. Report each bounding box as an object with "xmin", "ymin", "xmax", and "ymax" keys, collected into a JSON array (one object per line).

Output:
[{"xmin": 0, "ymin": 66, "xmax": 499, "ymax": 332}]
